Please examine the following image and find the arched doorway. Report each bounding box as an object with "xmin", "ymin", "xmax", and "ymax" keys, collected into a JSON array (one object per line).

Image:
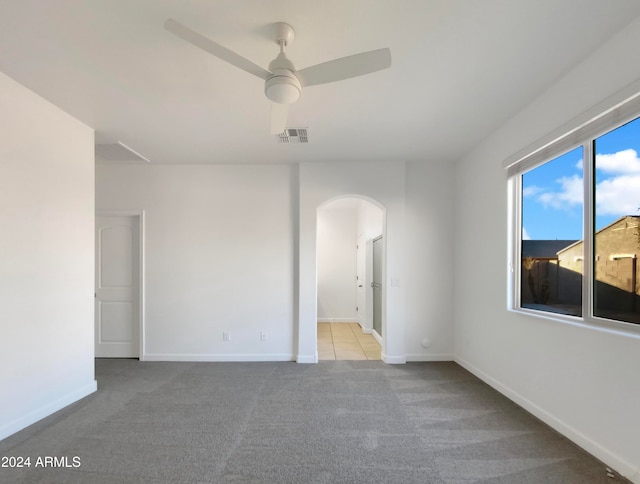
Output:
[{"xmin": 316, "ymin": 196, "xmax": 384, "ymax": 360}]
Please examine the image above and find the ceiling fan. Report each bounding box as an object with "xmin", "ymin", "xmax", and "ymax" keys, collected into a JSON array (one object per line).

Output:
[{"xmin": 164, "ymin": 19, "xmax": 392, "ymax": 134}]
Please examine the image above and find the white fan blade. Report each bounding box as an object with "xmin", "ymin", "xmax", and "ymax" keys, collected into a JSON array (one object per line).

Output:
[
  {"xmin": 270, "ymin": 103, "xmax": 289, "ymax": 135},
  {"xmin": 296, "ymin": 48, "xmax": 391, "ymax": 87},
  {"xmin": 165, "ymin": 19, "xmax": 271, "ymax": 80}
]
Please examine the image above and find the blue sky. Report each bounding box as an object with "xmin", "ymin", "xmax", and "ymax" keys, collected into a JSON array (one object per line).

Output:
[{"xmin": 522, "ymin": 117, "xmax": 640, "ymax": 241}]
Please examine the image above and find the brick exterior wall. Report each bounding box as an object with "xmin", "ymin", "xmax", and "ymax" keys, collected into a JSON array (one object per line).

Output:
[
  {"xmin": 522, "ymin": 216, "xmax": 640, "ymax": 322},
  {"xmin": 557, "ymin": 216, "xmax": 639, "ymax": 320}
]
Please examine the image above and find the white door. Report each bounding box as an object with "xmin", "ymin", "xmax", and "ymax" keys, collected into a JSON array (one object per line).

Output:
[
  {"xmin": 95, "ymin": 215, "xmax": 139, "ymax": 358},
  {"xmin": 356, "ymin": 235, "xmax": 366, "ymax": 326}
]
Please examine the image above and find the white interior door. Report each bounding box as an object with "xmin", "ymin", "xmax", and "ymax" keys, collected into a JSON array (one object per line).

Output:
[
  {"xmin": 356, "ymin": 235, "xmax": 366, "ymax": 326},
  {"xmin": 95, "ymin": 215, "xmax": 139, "ymax": 358}
]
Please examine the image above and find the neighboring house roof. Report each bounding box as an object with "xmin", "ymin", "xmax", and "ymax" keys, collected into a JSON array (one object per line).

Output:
[
  {"xmin": 557, "ymin": 215, "xmax": 640, "ymax": 253},
  {"xmin": 522, "ymin": 240, "xmax": 578, "ymax": 259},
  {"xmin": 597, "ymin": 215, "xmax": 639, "ymax": 233}
]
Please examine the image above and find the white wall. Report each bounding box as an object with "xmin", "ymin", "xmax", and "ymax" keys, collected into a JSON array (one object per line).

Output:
[
  {"xmin": 317, "ymin": 200, "xmax": 358, "ymax": 322},
  {"xmin": 454, "ymin": 17, "xmax": 640, "ymax": 481},
  {"xmin": 0, "ymin": 71, "xmax": 96, "ymax": 440},
  {"xmin": 357, "ymin": 200, "xmax": 384, "ymax": 242},
  {"xmin": 405, "ymin": 161, "xmax": 455, "ymax": 360},
  {"xmin": 96, "ymin": 164, "xmax": 295, "ymax": 361},
  {"xmin": 96, "ymin": 159, "xmax": 457, "ymax": 366}
]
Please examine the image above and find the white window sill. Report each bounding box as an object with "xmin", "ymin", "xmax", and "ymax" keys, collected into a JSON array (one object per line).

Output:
[{"xmin": 508, "ymin": 307, "xmax": 640, "ymax": 340}]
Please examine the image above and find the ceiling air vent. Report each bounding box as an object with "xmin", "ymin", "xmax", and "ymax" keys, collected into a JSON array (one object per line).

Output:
[
  {"xmin": 95, "ymin": 142, "xmax": 151, "ymax": 164},
  {"xmin": 277, "ymin": 128, "xmax": 309, "ymax": 144}
]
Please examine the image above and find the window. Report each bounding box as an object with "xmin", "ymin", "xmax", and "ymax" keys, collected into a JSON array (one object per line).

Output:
[
  {"xmin": 508, "ymin": 85, "xmax": 640, "ymax": 329},
  {"xmin": 521, "ymin": 147, "xmax": 583, "ymax": 317},
  {"xmin": 593, "ymin": 120, "xmax": 640, "ymax": 324}
]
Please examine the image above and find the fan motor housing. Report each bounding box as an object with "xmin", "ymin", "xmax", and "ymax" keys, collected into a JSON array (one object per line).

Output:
[{"xmin": 265, "ymin": 69, "xmax": 301, "ymax": 104}]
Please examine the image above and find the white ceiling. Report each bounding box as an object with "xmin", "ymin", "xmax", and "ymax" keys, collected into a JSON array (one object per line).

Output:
[{"xmin": 1, "ymin": 0, "xmax": 639, "ymax": 165}]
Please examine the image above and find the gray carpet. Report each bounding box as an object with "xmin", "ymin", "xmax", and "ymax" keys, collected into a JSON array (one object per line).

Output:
[{"xmin": 0, "ymin": 360, "xmax": 626, "ymax": 483}]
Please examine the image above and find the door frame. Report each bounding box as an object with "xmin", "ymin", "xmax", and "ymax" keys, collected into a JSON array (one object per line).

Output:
[
  {"xmin": 312, "ymin": 196, "xmax": 386, "ymax": 362},
  {"xmin": 96, "ymin": 209, "xmax": 146, "ymax": 360},
  {"xmin": 371, "ymin": 234, "xmax": 384, "ymax": 343}
]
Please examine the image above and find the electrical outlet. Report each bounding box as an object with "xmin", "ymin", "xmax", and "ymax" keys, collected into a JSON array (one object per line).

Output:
[
  {"xmin": 260, "ymin": 331, "xmax": 268, "ymax": 342},
  {"xmin": 223, "ymin": 331, "xmax": 230, "ymax": 342}
]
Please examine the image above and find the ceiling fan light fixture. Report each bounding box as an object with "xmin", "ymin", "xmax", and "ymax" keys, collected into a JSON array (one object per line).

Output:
[
  {"xmin": 164, "ymin": 19, "xmax": 391, "ymax": 130},
  {"xmin": 265, "ymin": 72, "xmax": 301, "ymax": 104}
]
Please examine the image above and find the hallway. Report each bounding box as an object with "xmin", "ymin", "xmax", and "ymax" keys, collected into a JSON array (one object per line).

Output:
[{"xmin": 317, "ymin": 322, "xmax": 381, "ymax": 360}]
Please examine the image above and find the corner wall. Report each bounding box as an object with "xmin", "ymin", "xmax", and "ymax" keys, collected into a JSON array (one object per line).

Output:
[
  {"xmin": 405, "ymin": 161, "xmax": 455, "ymax": 360},
  {"xmin": 453, "ymin": 18, "xmax": 640, "ymax": 480},
  {"xmin": 96, "ymin": 164, "xmax": 296, "ymax": 361},
  {"xmin": 0, "ymin": 71, "xmax": 96, "ymax": 440}
]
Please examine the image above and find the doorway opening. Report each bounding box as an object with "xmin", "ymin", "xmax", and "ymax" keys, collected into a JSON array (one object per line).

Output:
[
  {"xmin": 95, "ymin": 211, "xmax": 144, "ymax": 359},
  {"xmin": 316, "ymin": 197, "xmax": 384, "ymax": 360}
]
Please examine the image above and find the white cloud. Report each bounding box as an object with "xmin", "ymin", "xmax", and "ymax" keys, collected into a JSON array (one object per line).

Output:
[
  {"xmin": 529, "ymin": 149, "xmax": 640, "ymax": 218},
  {"xmin": 595, "ymin": 149, "xmax": 640, "ymax": 174},
  {"xmin": 522, "ymin": 186, "xmax": 542, "ymax": 197},
  {"xmin": 533, "ymin": 173, "xmax": 640, "ymax": 218},
  {"xmin": 575, "ymin": 158, "xmax": 583, "ymax": 171},
  {"xmin": 522, "ymin": 227, "xmax": 531, "ymax": 240},
  {"xmin": 537, "ymin": 174, "xmax": 583, "ymax": 209},
  {"xmin": 595, "ymin": 175, "xmax": 640, "ymax": 216}
]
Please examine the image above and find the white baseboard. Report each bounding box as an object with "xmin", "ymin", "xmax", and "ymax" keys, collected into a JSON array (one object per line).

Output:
[
  {"xmin": 371, "ymin": 330, "xmax": 382, "ymax": 345},
  {"xmin": 381, "ymin": 353, "xmax": 406, "ymax": 364},
  {"xmin": 405, "ymin": 353, "xmax": 454, "ymax": 362},
  {"xmin": 317, "ymin": 318, "xmax": 357, "ymax": 323},
  {"xmin": 144, "ymin": 353, "xmax": 295, "ymax": 362},
  {"xmin": 0, "ymin": 380, "xmax": 97, "ymax": 441},
  {"xmin": 296, "ymin": 353, "xmax": 317, "ymax": 364},
  {"xmin": 352, "ymin": 322, "xmax": 372, "ymax": 335},
  {"xmin": 454, "ymin": 355, "xmax": 640, "ymax": 484}
]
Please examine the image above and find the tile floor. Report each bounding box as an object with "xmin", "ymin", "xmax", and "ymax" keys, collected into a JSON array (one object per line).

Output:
[{"xmin": 317, "ymin": 322, "xmax": 381, "ymax": 360}]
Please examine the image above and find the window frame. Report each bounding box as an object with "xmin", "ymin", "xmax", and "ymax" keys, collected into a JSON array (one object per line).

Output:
[{"xmin": 506, "ymin": 80, "xmax": 640, "ymax": 335}]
